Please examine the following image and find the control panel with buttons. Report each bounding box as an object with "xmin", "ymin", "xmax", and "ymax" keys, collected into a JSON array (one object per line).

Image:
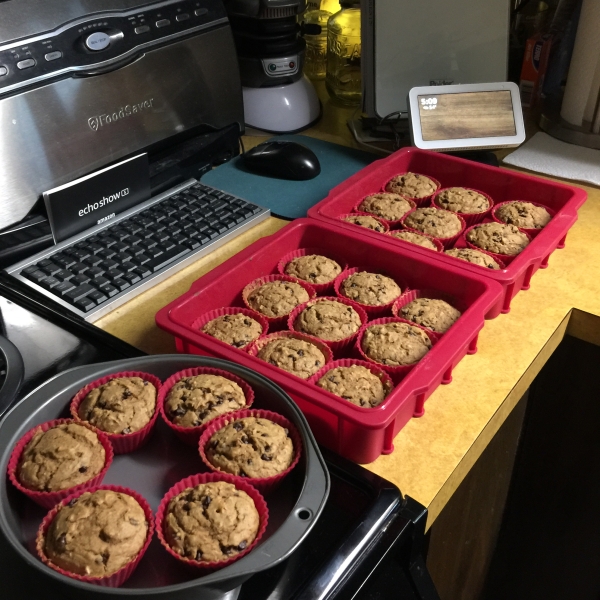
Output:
[
  {"xmin": 262, "ymin": 56, "xmax": 299, "ymax": 78},
  {"xmin": 0, "ymin": 0, "xmax": 226, "ymax": 98}
]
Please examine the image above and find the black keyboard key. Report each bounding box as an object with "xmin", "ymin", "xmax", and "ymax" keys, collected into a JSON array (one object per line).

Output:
[
  {"xmin": 113, "ymin": 242, "xmax": 129, "ymax": 253},
  {"xmin": 151, "ymin": 231, "xmax": 170, "ymax": 243},
  {"xmin": 140, "ymin": 239, "xmax": 157, "ymax": 251},
  {"xmin": 182, "ymin": 238, "xmax": 201, "ymax": 250},
  {"xmin": 160, "ymin": 239, "xmax": 176, "ymax": 251},
  {"xmin": 133, "ymin": 266, "xmax": 152, "ymax": 278},
  {"xmin": 86, "ymin": 266, "xmax": 105, "ymax": 278},
  {"xmin": 112, "ymin": 278, "xmax": 130, "ymax": 292},
  {"xmin": 236, "ymin": 207, "xmax": 254, "ymax": 218},
  {"xmin": 123, "ymin": 272, "xmax": 141, "ymax": 285},
  {"xmin": 88, "ymin": 290, "xmax": 108, "ymax": 304},
  {"xmin": 122, "ymin": 223, "xmax": 142, "ymax": 235},
  {"xmin": 194, "ymin": 220, "xmax": 210, "ymax": 232},
  {"xmin": 206, "ymin": 228, "xmax": 220, "ymax": 239},
  {"xmin": 146, "ymin": 245, "xmax": 189, "ymax": 272},
  {"xmin": 149, "ymin": 222, "xmax": 167, "ymax": 233},
  {"xmin": 73, "ymin": 274, "xmax": 91, "ymax": 285},
  {"xmin": 55, "ymin": 269, "xmax": 74, "ymax": 281},
  {"xmin": 84, "ymin": 255, "xmax": 103, "ymax": 267},
  {"xmin": 100, "ymin": 259, "xmax": 119, "ymax": 271},
  {"xmin": 106, "ymin": 269, "xmax": 125, "ymax": 281},
  {"xmin": 22, "ymin": 265, "xmax": 40, "ymax": 276},
  {"xmin": 74, "ymin": 297, "xmax": 96, "ymax": 312},
  {"xmin": 151, "ymin": 210, "xmax": 168, "ymax": 221},
  {"xmin": 98, "ymin": 248, "xmax": 116, "ymax": 260},
  {"xmin": 87, "ymin": 243, "xmax": 104, "ymax": 255},
  {"xmin": 39, "ymin": 260, "xmax": 62, "ymax": 276},
  {"xmin": 71, "ymin": 262, "xmax": 89, "ymax": 273},
  {"xmin": 53, "ymin": 254, "xmax": 76, "ymax": 269},
  {"xmin": 120, "ymin": 262, "xmax": 137, "ymax": 273},
  {"xmin": 98, "ymin": 233, "xmax": 118, "ymax": 247},
  {"xmin": 124, "ymin": 235, "xmax": 144, "ymax": 246},
  {"xmin": 134, "ymin": 254, "xmax": 151, "ymax": 265},
  {"xmin": 64, "ymin": 284, "xmax": 95, "ymax": 303},
  {"xmin": 223, "ymin": 218, "xmax": 238, "ymax": 229},
  {"xmin": 162, "ymin": 217, "xmax": 178, "ymax": 228},
  {"xmin": 197, "ymin": 233, "xmax": 211, "ymax": 245},
  {"xmin": 68, "ymin": 247, "xmax": 90, "ymax": 261},
  {"xmin": 214, "ymin": 223, "xmax": 228, "ymax": 234},
  {"xmin": 131, "ymin": 216, "xmax": 153, "ymax": 228},
  {"xmin": 172, "ymin": 234, "xmax": 188, "ymax": 246},
  {"xmin": 128, "ymin": 245, "xmax": 146, "ymax": 256},
  {"xmin": 52, "ymin": 281, "xmax": 76, "ymax": 296},
  {"xmin": 180, "ymin": 219, "xmax": 195, "ymax": 231},
  {"xmin": 91, "ymin": 276, "xmax": 111, "ymax": 288},
  {"xmin": 39, "ymin": 276, "xmax": 60, "ymax": 290},
  {"xmin": 147, "ymin": 246, "xmax": 164, "ymax": 258},
  {"xmin": 251, "ymin": 205, "xmax": 262, "ymax": 214},
  {"xmin": 87, "ymin": 236, "xmax": 101, "ymax": 245},
  {"xmin": 109, "ymin": 227, "xmax": 129, "ymax": 240},
  {"xmin": 99, "ymin": 283, "xmax": 118, "ymax": 298}
]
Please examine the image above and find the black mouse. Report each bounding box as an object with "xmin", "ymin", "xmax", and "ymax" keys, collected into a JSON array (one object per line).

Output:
[{"xmin": 242, "ymin": 140, "xmax": 321, "ymax": 181}]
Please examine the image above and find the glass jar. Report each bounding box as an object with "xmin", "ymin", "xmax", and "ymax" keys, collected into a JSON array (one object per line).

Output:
[
  {"xmin": 302, "ymin": 9, "xmax": 331, "ymax": 80},
  {"xmin": 326, "ymin": 1, "xmax": 361, "ymax": 105}
]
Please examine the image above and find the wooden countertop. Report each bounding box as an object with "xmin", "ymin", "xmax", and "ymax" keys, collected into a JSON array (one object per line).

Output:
[{"xmin": 95, "ymin": 84, "xmax": 600, "ymax": 527}]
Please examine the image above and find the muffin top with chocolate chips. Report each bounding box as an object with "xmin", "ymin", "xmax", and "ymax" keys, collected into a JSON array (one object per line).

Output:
[
  {"xmin": 257, "ymin": 337, "xmax": 326, "ymax": 380},
  {"xmin": 165, "ymin": 374, "xmax": 247, "ymax": 428},
  {"xmin": 284, "ymin": 254, "xmax": 342, "ymax": 285},
  {"xmin": 246, "ymin": 280, "xmax": 310, "ymax": 318},
  {"xmin": 202, "ymin": 313, "xmax": 263, "ymax": 349}
]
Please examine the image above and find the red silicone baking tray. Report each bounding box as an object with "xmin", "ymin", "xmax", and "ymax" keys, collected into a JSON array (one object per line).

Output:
[
  {"xmin": 156, "ymin": 219, "xmax": 503, "ymax": 464},
  {"xmin": 307, "ymin": 148, "xmax": 587, "ymax": 314}
]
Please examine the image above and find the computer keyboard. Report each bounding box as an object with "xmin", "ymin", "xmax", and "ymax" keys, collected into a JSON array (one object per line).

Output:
[{"xmin": 6, "ymin": 180, "xmax": 270, "ymax": 322}]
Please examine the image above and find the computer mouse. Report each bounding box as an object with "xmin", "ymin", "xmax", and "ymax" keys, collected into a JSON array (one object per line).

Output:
[{"xmin": 242, "ymin": 140, "xmax": 321, "ymax": 181}]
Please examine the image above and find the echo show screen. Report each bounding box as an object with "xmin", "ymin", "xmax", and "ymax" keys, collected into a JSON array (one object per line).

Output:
[{"xmin": 418, "ymin": 90, "xmax": 516, "ymax": 141}]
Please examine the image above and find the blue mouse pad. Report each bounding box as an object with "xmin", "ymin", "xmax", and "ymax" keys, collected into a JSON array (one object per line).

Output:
[{"xmin": 201, "ymin": 134, "xmax": 377, "ymax": 219}]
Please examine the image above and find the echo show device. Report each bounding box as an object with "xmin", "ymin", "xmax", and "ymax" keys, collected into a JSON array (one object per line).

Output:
[{"xmin": 408, "ymin": 82, "xmax": 526, "ymax": 152}]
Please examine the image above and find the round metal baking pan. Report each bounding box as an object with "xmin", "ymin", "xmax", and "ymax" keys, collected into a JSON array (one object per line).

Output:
[{"xmin": 0, "ymin": 355, "xmax": 330, "ymax": 599}]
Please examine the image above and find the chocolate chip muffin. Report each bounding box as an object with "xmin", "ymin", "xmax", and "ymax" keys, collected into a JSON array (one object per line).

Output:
[
  {"xmin": 164, "ymin": 481, "xmax": 259, "ymax": 563},
  {"xmin": 389, "ymin": 231, "xmax": 438, "ymax": 250},
  {"xmin": 358, "ymin": 193, "xmax": 413, "ymax": 221},
  {"xmin": 44, "ymin": 489, "xmax": 148, "ymax": 577},
  {"xmin": 78, "ymin": 377, "xmax": 157, "ymax": 435},
  {"xmin": 257, "ymin": 337, "xmax": 326, "ymax": 379},
  {"xmin": 435, "ymin": 187, "xmax": 490, "ymax": 214},
  {"xmin": 246, "ymin": 280, "xmax": 310, "ymax": 319},
  {"xmin": 403, "ymin": 207, "xmax": 463, "ymax": 239},
  {"xmin": 340, "ymin": 272, "xmax": 401, "ymax": 306},
  {"xmin": 467, "ymin": 222, "xmax": 530, "ymax": 256},
  {"xmin": 18, "ymin": 423, "xmax": 106, "ymax": 492},
  {"xmin": 316, "ymin": 365, "xmax": 389, "ymax": 408},
  {"xmin": 342, "ymin": 215, "xmax": 386, "ymax": 232},
  {"xmin": 206, "ymin": 417, "xmax": 294, "ymax": 478},
  {"xmin": 361, "ymin": 322, "xmax": 431, "ymax": 367},
  {"xmin": 284, "ymin": 254, "xmax": 342, "ymax": 285},
  {"xmin": 294, "ymin": 300, "xmax": 362, "ymax": 342},
  {"xmin": 444, "ymin": 248, "xmax": 501, "ymax": 269},
  {"xmin": 495, "ymin": 201, "xmax": 552, "ymax": 229},
  {"xmin": 400, "ymin": 298, "xmax": 461, "ymax": 334},
  {"xmin": 385, "ymin": 172, "xmax": 438, "ymax": 199},
  {"xmin": 202, "ymin": 313, "xmax": 263, "ymax": 349},
  {"xmin": 165, "ymin": 374, "xmax": 247, "ymax": 428}
]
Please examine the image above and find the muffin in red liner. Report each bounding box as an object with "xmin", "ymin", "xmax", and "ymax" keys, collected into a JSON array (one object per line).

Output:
[
  {"xmin": 247, "ymin": 331, "xmax": 333, "ymax": 380},
  {"xmin": 333, "ymin": 267, "xmax": 406, "ymax": 318},
  {"xmin": 443, "ymin": 246, "xmax": 506, "ymax": 270},
  {"xmin": 35, "ymin": 485, "xmax": 155, "ymax": 587},
  {"xmin": 399, "ymin": 209, "xmax": 466, "ymax": 250},
  {"xmin": 308, "ymin": 359, "xmax": 394, "ymax": 409},
  {"xmin": 355, "ymin": 317, "xmax": 437, "ymax": 382},
  {"xmin": 198, "ymin": 408, "xmax": 302, "ymax": 494},
  {"xmin": 385, "ymin": 230, "xmax": 443, "ymax": 252},
  {"xmin": 432, "ymin": 187, "xmax": 494, "ymax": 227},
  {"xmin": 352, "ymin": 193, "xmax": 416, "ymax": 228},
  {"xmin": 382, "ymin": 172, "xmax": 441, "ymax": 207},
  {"xmin": 70, "ymin": 371, "xmax": 162, "ymax": 455},
  {"xmin": 463, "ymin": 223, "xmax": 532, "ymax": 266},
  {"xmin": 242, "ymin": 274, "xmax": 316, "ymax": 330},
  {"xmin": 277, "ymin": 247, "xmax": 348, "ymax": 295},
  {"xmin": 155, "ymin": 472, "xmax": 269, "ymax": 571},
  {"xmin": 337, "ymin": 212, "xmax": 389, "ymax": 234},
  {"xmin": 7, "ymin": 419, "xmax": 114, "ymax": 509},
  {"xmin": 158, "ymin": 367, "xmax": 255, "ymax": 446},
  {"xmin": 288, "ymin": 296, "xmax": 368, "ymax": 353},
  {"xmin": 191, "ymin": 307, "xmax": 269, "ymax": 351},
  {"xmin": 491, "ymin": 200, "xmax": 555, "ymax": 239}
]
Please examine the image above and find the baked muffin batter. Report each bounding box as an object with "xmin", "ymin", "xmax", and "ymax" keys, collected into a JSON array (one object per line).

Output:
[
  {"xmin": 246, "ymin": 280, "xmax": 310, "ymax": 318},
  {"xmin": 467, "ymin": 222, "xmax": 529, "ymax": 256},
  {"xmin": 385, "ymin": 172, "xmax": 438, "ymax": 198},
  {"xmin": 444, "ymin": 248, "xmax": 501, "ymax": 269},
  {"xmin": 359, "ymin": 193, "xmax": 413, "ymax": 221},
  {"xmin": 202, "ymin": 313, "xmax": 263, "ymax": 348},
  {"xmin": 257, "ymin": 337, "xmax": 326, "ymax": 379},
  {"xmin": 340, "ymin": 272, "xmax": 401, "ymax": 306},
  {"xmin": 164, "ymin": 481, "xmax": 259, "ymax": 563},
  {"xmin": 78, "ymin": 377, "xmax": 156, "ymax": 435},
  {"xmin": 165, "ymin": 374, "xmax": 247, "ymax": 428},
  {"xmin": 284, "ymin": 254, "xmax": 342, "ymax": 285},
  {"xmin": 495, "ymin": 201, "xmax": 551, "ymax": 229},
  {"xmin": 342, "ymin": 215, "xmax": 386, "ymax": 232},
  {"xmin": 435, "ymin": 187, "xmax": 490, "ymax": 214},
  {"xmin": 295, "ymin": 300, "xmax": 362, "ymax": 342},
  {"xmin": 361, "ymin": 322, "xmax": 431, "ymax": 366},
  {"xmin": 18, "ymin": 423, "xmax": 105, "ymax": 492},
  {"xmin": 316, "ymin": 365, "xmax": 389, "ymax": 407},
  {"xmin": 44, "ymin": 489, "xmax": 148, "ymax": 577},
  {"xmin": 206, "ymin": 417, "xmax": 294, "ymax": 478},
  {"xmin": 400, "ymin": 298, "xmax": 461, "ymax": 334},
  {"xmin": 404, "ymin": 207, "xmax": 462, "ymax": 239},
  {"xmin": 389, "ymin": 231, "xmax": 438, "ymax": 250}
]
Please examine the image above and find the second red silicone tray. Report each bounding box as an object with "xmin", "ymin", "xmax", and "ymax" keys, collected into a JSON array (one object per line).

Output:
[{"xmin": 156, "ymin": 219, "xmax": 503, "ymax": 463}]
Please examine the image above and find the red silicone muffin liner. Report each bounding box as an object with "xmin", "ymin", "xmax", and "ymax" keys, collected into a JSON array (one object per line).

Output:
[
  {"xmin": 352, "ymin": 194, "xmax": 416, "ymax": 228},
  {"xmin": 155, "ymin": 472, "xmax": 269, "ymax": 571},
  {"xmin": 36, "ymin": 485, "xmax": 155, "ymax": 587},
  {"xmin": 432, "ymin": 187, "xmax": 494, "ymax": 227},
  {"xmin": 7, "ymin": 419, "xmax": 114, "ymax": 509},
  {"xmin": 190, "ymin": 307, "xmax": 269, "ymax": 352},
  {"xmin": 337, "ymin": 212, "xmax": 389, "ymax": 234},
  {"xmin": 463, "ymin": 223, "xmax": 533, "ymax": 267},
  {"xmin": 308, "ymin": 359, "xmax": 395, "ymax": 409},
  {"xmin": 400, "ymin": 209, "xmax": 466, "ymax": 250},
  {"xmin": 277, "ymin": 247, "xmax": 348, "ymax": 295},
  {"xmin": 247, "ymin": 331, "xmax": 333, "ymax": 380},
  {"xmin": 382, "ymin": 172, "xmax": 441, "ymax": 207},
  {"xmin": 391, "ymin": 288, "xmax": 464, "ymax": 339},
  {"xmin": 288, "ymin": 296, "xmax": 369, "ymax": 353},
  {"xmin": 158, "ymin": 367, "xmax": 255, "ymax": 447},
  {"xmin": 242, "ymin": 275, "xmax": 316, "ymax": 330},
  {"xmin": 385, "ymin": 230, "xmax": 443, "ymax": 252},
  {"xmin": 355, "ymin": 317, "xmax": 437, "ymax": 383},
  {"xmin": 198, "ymin": 408, "xmax": 302, "ymax": 494},
  {"xmin": 70, "ymin": 371, "xmax": 162, "ymax": 455},
  {"xmin": 333, "ymin": 267, "xmax": 406, "ymax": 318},
  {"xmin": 491, "ymin": 200, "xmax": 556, "ymax": 239}
]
